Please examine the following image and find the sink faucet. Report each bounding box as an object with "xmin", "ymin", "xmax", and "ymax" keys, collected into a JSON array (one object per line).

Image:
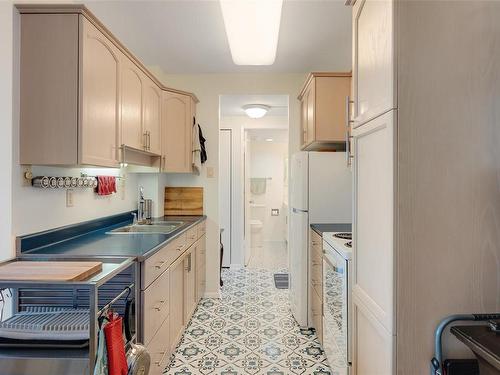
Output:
[
  {"xmin": 138, "ymin": 187, "xmax": 145, "ymax": 224},
  {"xmin": 131, "ymin": 212, "xmax": 138, "ymax": 225}
]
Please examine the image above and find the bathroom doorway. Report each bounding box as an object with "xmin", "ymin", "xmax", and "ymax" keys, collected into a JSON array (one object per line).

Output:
[
  {"xmin": 244, "ymin": 128, "xmax": 289, "ymax": 270},
  {"xmin": 219, "ymin": 94, "xmax": 289, "ymax": 270}
]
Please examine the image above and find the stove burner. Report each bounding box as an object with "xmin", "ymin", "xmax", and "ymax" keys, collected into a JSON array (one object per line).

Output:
[
  {"xmin": 334, "ymin": 232, "xmax": 352, "ymax": 240},
  {"xmin": 345, "ymin": 241, "xmax": 352, "ymax": 248}
]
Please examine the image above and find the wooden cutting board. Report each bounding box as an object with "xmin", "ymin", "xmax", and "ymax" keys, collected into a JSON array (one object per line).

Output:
[
  {"xmin": 0, "ymin": 261, "xmax": 103, "ymax": 281},
  {"xmin": 164, "ymin": 187, "xmax": 203, "ymax": 216}
]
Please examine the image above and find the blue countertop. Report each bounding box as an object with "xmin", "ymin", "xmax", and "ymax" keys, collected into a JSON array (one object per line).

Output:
[
  {"xmin": 310, "ymin": 223, "xmax": 352, "ymax": 236},
  {"xmin": 18, "ymin": 214, "xmax": 206, "ymax": 262}
]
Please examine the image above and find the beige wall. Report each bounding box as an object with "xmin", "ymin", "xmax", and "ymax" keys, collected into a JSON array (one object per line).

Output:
[{"xmin": 150, "ymin": 70, "xmax": 306, "ymax": 296}]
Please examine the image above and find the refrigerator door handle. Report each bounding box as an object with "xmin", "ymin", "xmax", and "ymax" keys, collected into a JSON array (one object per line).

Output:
[{"xmin": 292, "ymin": 208, "xmax": 308, "ymax": 214}]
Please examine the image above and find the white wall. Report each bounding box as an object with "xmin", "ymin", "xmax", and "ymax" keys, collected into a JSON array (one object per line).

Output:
[
  {"xmin": 149, "ymin": 70, "xmax": 305, "ymax": 295},
  {"xmin": 249, "ymin": 140, "xmax": 287, "ymax": 243}
]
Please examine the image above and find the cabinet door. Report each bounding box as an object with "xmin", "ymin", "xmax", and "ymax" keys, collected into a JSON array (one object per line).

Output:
[
  {"xmin": 352, "ymin": 301, "xmax": 393, "ymax": 375},
  {"xmin": 352, "ymin": 0, "xmax": 395, "ymax": 126},
  {"xmin": 352, "ymin": 110, "xmax": 394, "ymax": 334},
  {"xmin": 196, "ymin": 235, "xmax": 206, "ymax": 302},
  {"xmin": 183, "ymin": 249, "xmax": 197, "ymax": 323},
  {"xmin": 79, "ymin": 17, "xmax": 119, "ymax": 167},
  {"xmin": 306, "ymin": 79, "xmax": 316, "ymax": 145},
  {"xmin": 120, "ymin": 58, "xmax": 144, "ymax": 150},
  {"xmin": 300, "ymin": 97, "xmax": 308, "ymax": 147},
  {"xmin": 169, "ymin": 257, "xmax": 184, "ymax": 351},
  {"xmin": 162, "ymin": 92, "xmax": 192, "ymax": 172},
  {"xmin": 143, "ymin": 77, "xmax": 162, "ymax": 155}
]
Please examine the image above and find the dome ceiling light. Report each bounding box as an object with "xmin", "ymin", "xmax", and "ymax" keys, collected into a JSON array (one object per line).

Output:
[{"xmin": 243, "ymin": 104, "xmax": 271, "ymax": 119}]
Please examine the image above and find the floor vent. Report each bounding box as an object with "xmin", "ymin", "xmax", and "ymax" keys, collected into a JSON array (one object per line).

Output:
[{"xmin": 274, "ymin": 273, "xmax": 289, "ymax": 289}]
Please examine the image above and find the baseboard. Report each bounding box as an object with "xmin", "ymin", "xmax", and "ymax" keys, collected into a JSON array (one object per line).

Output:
[{"xmin": 204, "ymin": 290, "xmax": 221, "ymax": 299}]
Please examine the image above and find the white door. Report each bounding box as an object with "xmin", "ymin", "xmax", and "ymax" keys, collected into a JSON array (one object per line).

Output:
[
  {"xmin": 290, "ymin": 152, "xmax": 308, "ymax": 211},
  {"xmin": 352, "ymin": 0, "xmax": 395, "ymax": 127},
  {"xmin": 219, "ymin": 129, "xmax": 232, "ymax": 267},
  {"xmin": 289, "ymin": 208, "xmax": 309, "ymax": 328}
]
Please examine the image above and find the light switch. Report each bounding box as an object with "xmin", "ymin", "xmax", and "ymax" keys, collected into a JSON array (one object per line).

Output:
[
  {"xmin": 207, "ymin": 167, "xmax": 215, "ymax": 178},
  {"xmin": 271, "ymin": 208, "xmax": 280, "ymax": 216}
]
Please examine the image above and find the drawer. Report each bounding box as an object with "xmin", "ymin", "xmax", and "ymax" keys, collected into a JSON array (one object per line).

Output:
[
  {"xmin": 142, "ymin": 269, "xmax": 170, "ymax": 345},
  {"xmin": 143, "ymin": 234, "xmax": 186, "ymax": 288},
  {"xmin": 197, "ymin": 221, "xmax": 206, "ymax": 238},
  {"xmin": 311, "ymin": 248, "xmax": 323, "ymax": 299},
  {"xmin": 311, "ymin": 285, "xmax": 323, "ymax": 343},
  {"xmin": 186, "ymin": 226, "xmax": 198, "ymax": 248},
  {"xmin": 147, "ymin": 317, "xmax": 171, "ymax": 375}
]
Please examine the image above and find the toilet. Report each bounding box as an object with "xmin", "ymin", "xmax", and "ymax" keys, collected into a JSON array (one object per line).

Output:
[{"xmin": 250, "ymin": 219, "xmax": 263, "ymax": 248}]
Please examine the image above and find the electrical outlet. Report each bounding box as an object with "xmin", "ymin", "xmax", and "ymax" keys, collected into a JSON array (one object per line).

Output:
[
  {"xmin": 271, "ymin": 208, "xmax": 280, "ymax": 216},
  {"xmin": 207, "ymin": 166, "xmax": 215, "ymax": 178},
  {"xmin": 66, "ymin": 189, "xmax": 74, "ymax": 207}
]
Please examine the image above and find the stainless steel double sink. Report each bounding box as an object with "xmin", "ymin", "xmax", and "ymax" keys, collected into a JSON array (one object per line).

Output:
[{"xmin": 107, "ymin": 221, "xmax": 185, "ymax": 235}]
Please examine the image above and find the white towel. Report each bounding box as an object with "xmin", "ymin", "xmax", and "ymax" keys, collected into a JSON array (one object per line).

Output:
[{"xmin": 192, "ymin": 123, "xmax": 202, "ymax": 175}]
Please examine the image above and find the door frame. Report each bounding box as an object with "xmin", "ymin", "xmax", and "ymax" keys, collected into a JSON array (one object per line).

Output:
[{"xmin": 219, "ymin": 128, "xmax": 233, "ymax": 267}]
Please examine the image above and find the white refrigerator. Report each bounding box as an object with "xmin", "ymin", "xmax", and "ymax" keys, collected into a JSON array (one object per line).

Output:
[{"xmin": 289, "ymin": 151, "xmax": 352, "ymax": 328}]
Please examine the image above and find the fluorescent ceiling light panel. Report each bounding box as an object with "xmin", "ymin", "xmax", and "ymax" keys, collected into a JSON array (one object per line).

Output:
[{"xmin": 220, "ymin": 0, "xmax": 283, "ymax": 65}]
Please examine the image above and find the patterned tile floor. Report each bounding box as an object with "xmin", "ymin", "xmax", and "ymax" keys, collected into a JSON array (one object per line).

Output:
[{"xmin": 164, "ymin": 267, "xmax": 334, "ymax": 374}]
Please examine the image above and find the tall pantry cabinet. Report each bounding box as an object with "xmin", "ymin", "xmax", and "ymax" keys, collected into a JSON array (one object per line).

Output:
[{"xmin": 349, "ymin": 0, "xmax": 500, "ymax": 373}]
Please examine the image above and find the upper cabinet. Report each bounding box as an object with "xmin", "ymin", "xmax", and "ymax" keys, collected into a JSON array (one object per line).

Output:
[
  {"xmin": 120, "ymin": 58, "xmax": 145, "ymax": 151},
  {"xmin": 143, "ymin": 78, "xmax": 162, "ymax": 155},
  {"xmin": 161, "ymin": 92, "xmax": 195, "ymax": 173},
  {"xmin": 352, "ymin": 0, "xmax": 395, "ymax": 127},
  {"xmin": 298, "ymin": 72, "xmax": 351, "ymax": 151},
  {"xmin": 80, "ymin": 18, "xmax": 121, "ymax": 167},
  {"xmin": 17, "ymin": 5, "xmax": 198, "ymax": 169}
]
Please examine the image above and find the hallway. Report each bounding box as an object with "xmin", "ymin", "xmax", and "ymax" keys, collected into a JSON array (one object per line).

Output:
[{"xmin": 165, "ymin": 266, "xmax": 332, "ymax": 374}]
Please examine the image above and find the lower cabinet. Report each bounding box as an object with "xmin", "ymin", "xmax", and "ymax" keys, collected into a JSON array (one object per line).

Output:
[
  {"xmin": 147, "ymin": 317, "xmax": 171, "ymax": 375},
  {"xmin": 352, "ymin": 301, "xmax": 394, "ymax": 375},
  {"xmin": 140, "ymin": 220, "xmax": 207, "ymax": 362},
  {"xmin": 309, "ymin": 229, "xmax": 323, "ymax": 343},
  {"xmin": 169, "ymin": 255, "xmax": 185, "ymax": 352},
  {"xmin": 310, "ymin": 284, "xmax": 323, "ymax": 343}
]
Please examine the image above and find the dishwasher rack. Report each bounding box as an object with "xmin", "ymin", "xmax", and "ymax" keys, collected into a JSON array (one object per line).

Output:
[{"xmin": 0, "ymin": 256, "xmax": 138, "ymax": 375}]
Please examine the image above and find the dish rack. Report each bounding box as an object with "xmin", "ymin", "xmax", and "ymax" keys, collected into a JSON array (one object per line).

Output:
[{"xmin": 0, "ymin": 257, "xmax": 138, "ymax": 375}]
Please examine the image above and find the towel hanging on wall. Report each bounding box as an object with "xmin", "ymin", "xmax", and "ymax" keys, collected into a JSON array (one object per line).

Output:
[
  {"xmin": 192, "ymin": 119, "xmax": 202, "ymax": 175},
  {"xmin": 199, "ymin": 124, "xmax": 207, "ymax": 164}
]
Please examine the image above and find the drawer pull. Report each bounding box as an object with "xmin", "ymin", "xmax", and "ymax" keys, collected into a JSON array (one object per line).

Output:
[
  {"xmin": 312, "ymin": 260, "xmax": 321, "ymax": 266},
  {"xmin": 154, "ymin": 350, "xmax": 168, "ymax": 366},
  {"xmin": 189, "ymin": 235, "xmax": 196, "ymax": 240},
  {"xmin": 154, "ymin": 260, "xmax": 167, "ymax": 269},
  {"xmin": 177, "ymin": 244, "xmax": 185, "ymax": 251},
  {"xmin": 154, "ymin": 300, "xmax": 166, "ymax": 311}
]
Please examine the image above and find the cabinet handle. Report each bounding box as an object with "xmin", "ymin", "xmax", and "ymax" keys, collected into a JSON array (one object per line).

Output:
[
  {"xmin": 154, "ymin": 260, "xmax": 166, "ymax": 270},
  {"xmin": 143, "ymin": 132, "xmax": 148, "ymax": 150},
  {"xmin": 154, "ymin": 300, "xmax": 166, "ymax": 311},
  {"xmin": 177, "ymin": 244, "xmax": 185, "ymax": 252},
  {"xmin": 312, "ymin": 260, "xmax": 321, "ymax": 266},
  {"xmin": 312, "ymin": 241, "xmax": 319, "ymax": 246},
  {"xmin": 346, "ymin": 96, "xmax": 354, "ymax": 166},
  {"xmin": 148, "ymin": 131, "xmax": 151, "ymax": 150},
  {"xmin": 162, "ymin": 155, "xmax": 166, "ymax": 170},
  {"xmin": 154, "ymin": 350, "xmax": 168, "ymax": 366}
]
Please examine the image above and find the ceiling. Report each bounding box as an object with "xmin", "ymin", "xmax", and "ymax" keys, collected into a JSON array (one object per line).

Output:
[
  {"xmin": 247, "ymin": 129, "xmax": 288, "ymax": 143},
  {"xmin": 85, "ymin": 0, "xmax": 352, "ymax": 74},
  {"xmin": 220, "ymin": 94, "xmax": 288, "ymax": 117}
]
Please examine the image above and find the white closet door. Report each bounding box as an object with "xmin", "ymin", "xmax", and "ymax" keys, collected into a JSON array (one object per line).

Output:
[{"xmin": 219, "ymin": 129, "xmax": 232, "ymax": 267}]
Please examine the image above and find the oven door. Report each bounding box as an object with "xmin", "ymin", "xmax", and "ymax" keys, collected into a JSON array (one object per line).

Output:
[{"xmin": 323, "ymin": 246, "xmax": 349, "ymax": 369}]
